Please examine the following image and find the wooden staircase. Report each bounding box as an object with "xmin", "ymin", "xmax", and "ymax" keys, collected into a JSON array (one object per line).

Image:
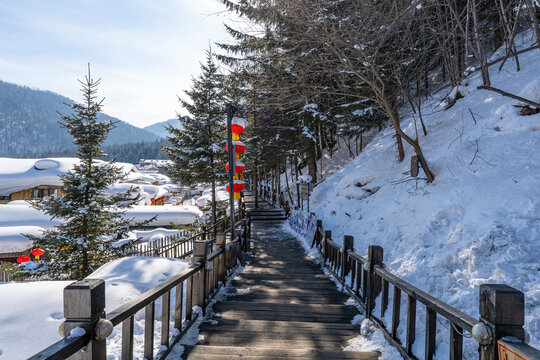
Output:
[
  {"xmin": 249, "ymin": 207, "xmax": 287, "ymax": 221},
  {"xmin": 180, "ymin": 209, "xmax": 379, "ymax": 360}
]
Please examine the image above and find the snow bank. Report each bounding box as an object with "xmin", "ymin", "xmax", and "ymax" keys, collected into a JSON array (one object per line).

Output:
[
  {"xmin": 0, "ymin": 257, "xmax": 190, "ymax": 359},
  {"xmin": 297, "ymin": 43, "xmax": 540, "ymax": 356},
  {"xmin": 0, "ymin": 281, "xmax": 72, "ymax": 359}
]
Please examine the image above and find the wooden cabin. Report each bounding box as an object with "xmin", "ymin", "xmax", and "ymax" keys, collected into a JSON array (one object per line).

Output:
[{"xmin": 0, "ymin": 185, "xmax": 65, "ymax": 204}]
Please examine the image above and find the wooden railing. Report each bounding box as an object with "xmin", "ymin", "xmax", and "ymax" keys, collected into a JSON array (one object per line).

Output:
[
  {"xmin": 29, "ymin": 216, "xmax": 250, "ymax": 360},
  {"xmin": 296, "ymin": 214, "xmax": 540, "ymax": 360},
  {"xmin": 126, "ymin": 210, "xmax": 244, "ymax": 260}
]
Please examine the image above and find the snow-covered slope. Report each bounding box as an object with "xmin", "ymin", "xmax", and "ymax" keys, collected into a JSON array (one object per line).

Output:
[{"xmin": 303, "ymin": 42, "xmax": 539, "ymax": 356}]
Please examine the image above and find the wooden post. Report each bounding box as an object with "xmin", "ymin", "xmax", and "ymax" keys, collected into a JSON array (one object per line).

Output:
[
  {"xmin": 323, "ymin": 230, "xmax": 331, "ymax": 264},
  {"xmin": 367, "ymin": 245, "xmax": 384, "ymax": 316},
  {"xmin": 61, "ymin": 279, "xmax": 106, "ymax": 360},
  {"xmin": 342, "ymin": 235, "xmax": 354, "ymax": 280},
  {"xmin": 479, "ymin": 284, "xmax": 525, "ymax": 360},
  {"xmin": 216, "ymin": 233, "xmax": 226, "ymax": 283},
  {"xmin": 190, "ymin": 241, "xmax": 208, "ymax": 312},
  {"xmin": 312, "ymin": 219, "xmax": 322, "ymax": 248}
]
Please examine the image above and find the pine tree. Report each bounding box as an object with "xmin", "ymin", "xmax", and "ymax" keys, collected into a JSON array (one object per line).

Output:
[
  {"xmin": 164, "ymin": 49, "xmax": 226, "ymax": 229},
  {"xmin": 19, "ymin": 67, "xmax": 147, "ymax": 280}
]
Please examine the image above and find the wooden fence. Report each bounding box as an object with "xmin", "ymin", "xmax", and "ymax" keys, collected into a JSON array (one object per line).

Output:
[
  {"xmin": 306, "ymin": 215, "xmax": 540, "ymax": 360},
  {"xmin": 29, "ymin": 216, "xmax": 250, "ymax": 360}
]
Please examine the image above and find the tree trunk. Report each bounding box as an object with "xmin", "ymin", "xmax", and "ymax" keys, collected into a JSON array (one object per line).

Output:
[
  {"xmin": 381, "ymin": 97, "xmax": 435, "ymax": 182},
  {"xmin": 306, "ymin": 148, "xmax": 317, "ymax": 183},
  {"xmin": 211, "ymin": 179, "xmax": 216, "ymax": 236}
]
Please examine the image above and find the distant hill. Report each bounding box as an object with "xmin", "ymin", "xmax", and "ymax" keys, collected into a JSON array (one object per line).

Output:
[
  {"xmin": 143, "ymin": 118, "xmax": 183, "ymax": 139},
  {"xmin": 0, "ymin": 80, "xmax": 159, "ymax": 157}
]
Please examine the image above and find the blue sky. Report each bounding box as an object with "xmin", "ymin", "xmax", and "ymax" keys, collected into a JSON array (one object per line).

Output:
[{"xmin": 0, "ymin": 0, "xmax": 237, "ymax": 127}]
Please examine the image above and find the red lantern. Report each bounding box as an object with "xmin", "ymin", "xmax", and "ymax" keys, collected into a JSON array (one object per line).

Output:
[
  {"xmin": 229, "ymin": 117, "xmax": 248, "ymax": 134},
  {"xmin": 225, "ymin": 161, "xmax": 245, "ymax": 174},
  {"xmin": 32, "ymin": 248, "xmax": 44, "ymax": 259},
  {"xmin": 17, "ymin": 255, "xmax": 30, "ymax": 264},
  {"xmin": 226, "ymin": 180, "xmax": 246, "ymax": 193},
  {"xmin": 225, "ymin": 141, "xmax": 245, "ymax": 154}
]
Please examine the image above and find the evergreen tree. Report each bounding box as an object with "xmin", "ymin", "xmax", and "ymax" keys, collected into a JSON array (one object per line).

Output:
[
  {"xmin": 19, "ymin": 67, "xmax": 146, "ymax": 280},
  {"xmin": 164, "ymin": 49, "xmax": 226, "ymax": 229}
]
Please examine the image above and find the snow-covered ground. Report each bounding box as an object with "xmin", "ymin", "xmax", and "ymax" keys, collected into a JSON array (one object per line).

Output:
[
  {"xmin": 281, "ymin": 34, "xmax": 540, "ymax": 358},
  {"xmin": 0, "ymin": 257, "xmax": 190, "ymax": 360}
]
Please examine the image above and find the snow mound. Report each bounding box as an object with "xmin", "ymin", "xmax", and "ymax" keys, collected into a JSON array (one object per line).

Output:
[
  {"xmin": 518, "ymin": 78, "xmax": 540, "ymax": 108},
  {"xmin": 33, "ymin": 159, "xmax": 60, "ymax": 170}
]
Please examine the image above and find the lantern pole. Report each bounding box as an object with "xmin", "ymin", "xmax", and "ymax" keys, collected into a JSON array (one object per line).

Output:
[{"xmin": 226, "ymin": 104, "xmax": 237, "ymax": 241}]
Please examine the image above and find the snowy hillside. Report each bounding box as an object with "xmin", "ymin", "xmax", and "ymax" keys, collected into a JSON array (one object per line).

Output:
[
  {"xmin": 0, "ymin": 80, "xmax": 159, "ymax": 156},
  {"xmin": 143, "ymin": 119, "xmax": 182, "ymax": 138},
  {"xmin": 295, "ymin": 43, "xmax": 539, "ymax": 355}
]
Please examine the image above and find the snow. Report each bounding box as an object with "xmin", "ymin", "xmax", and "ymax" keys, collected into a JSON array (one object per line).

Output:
[
  {"xmin": 282, "ymin": 38, "xmax": 540, "ymax": 357},
  {"xmin": 125, "ymin": 205, "xmax": 201, "ymax": 226},
  {"xmin": 0, "ymin": 226, "xmax": 43, "ymax": 252},
  {"xmin": 0, "ymin": 157, "xmax": 78, "ymax": 196},
  {"xmin": 0, "ymin": 204, "xmax": 200, "ymax": 253},
  {"xmin": 0, "ymin": 257, "xmax": 190, "ymax": 360},
  {"xmin": 518, "ymin": 78, "xmax": 540, "ymax": 108}
]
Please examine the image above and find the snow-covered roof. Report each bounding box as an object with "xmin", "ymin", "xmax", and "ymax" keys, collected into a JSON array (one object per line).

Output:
[
  {"xmin": 0, "ymin": 157, "xmax": 144, "ymax": 197},
  {"xmin": 0, "ymin": 158, "xmax": 79, "ymax": 196}
]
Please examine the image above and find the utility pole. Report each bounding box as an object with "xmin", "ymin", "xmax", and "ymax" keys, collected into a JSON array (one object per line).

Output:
[{"xmin": 226, "ymin": 104, "xmax": 237, "ymax": 240}]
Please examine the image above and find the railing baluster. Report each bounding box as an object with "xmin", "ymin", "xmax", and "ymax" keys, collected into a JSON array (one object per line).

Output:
[
  {"xmin": 144, "ymin": 302, "xmax": 155, "ymax": 360},
  {"xmin": 406, "ymin": 295, "xmax": 416, "ymax": 355},
  {"xmin": 121, "ymin": 315, "xmax": 134, "ymax": 360},
  {"xmin": 425, "ymin": 307, "xmax": 437, "ymax": 360},
  {"xmin": 381, "ymin": 279, "xmax": 389, "ymax": 318},
  {"xmin": 392, "ymin": 287, "xmax": 401, "ymax": 340},
  {"xmin": 450, "ymin": 323, "xmax": 463, "ymax": 360},
  {"xmin": 161, "ymin": 291, "xmax": 170, "ymax": 347},
  {"xmin": 174, "ymin": 282, "xmax": 184, "ymax": 329},
  {"xmin": 185, "ymin": 277, "xmax": 193, "ymax": 321},
  {"xmin": 356, "ymin": 261, "xmax": 362, "ymax": 297},
  {"xmin": 350, "ymin": 259, "xmax": 356, "ymax": 289}
]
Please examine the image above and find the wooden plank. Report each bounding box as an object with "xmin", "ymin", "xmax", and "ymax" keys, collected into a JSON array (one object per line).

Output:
[
  {"xmin": 425, "ymin": 307, "xmax": 437, "ymax": 360},
  {"xmin": 174, "ymin": 283, "xmax": 183, "ymax": 329},
  {"xmin": 144, "ymin": 302, "xmax": 155, "ymax": 360},
  {"xmin": 183, "ymin": 345, "xmax": 379, "ymax": 359},
  {"xmin": 406, "ymin": 295, "xmax": 416, "ymax": 355},
  {"xmin": 450, "ymin": 323, "xmax": 463, "ymax": 360},
  {"xmin": 121, "ymin": 316, "xmax": 134, "ymax": 360},
  {"xmin": 161, "ymin": 291, "xmax": 170, "ymax": 347},
  {"xmin": 392, "ymin": 287, "xmax": 401, "ymax": 340},
  {"xmin": 381, "ymin": 279, "xmax": 389, "ymax": 318}
]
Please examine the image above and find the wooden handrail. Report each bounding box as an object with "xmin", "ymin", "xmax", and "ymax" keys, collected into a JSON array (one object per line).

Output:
[
  {"xmin": 107, "ymin": 264, "xmax": 202, "ymax": 326},
  {"xmin": 374, "ymin": 265, "xmax": 476, "ymax": 332},
  {"xmin": 27, "ymin": 332, "xmax": 92, "ymax": 360}
]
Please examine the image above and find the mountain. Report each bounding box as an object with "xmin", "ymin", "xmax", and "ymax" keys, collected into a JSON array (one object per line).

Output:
[
  {"xmin": 143, "ymin": 119, "xmax": 182, "ymax": 139},
  {"xmin": 0, "ymin": 80, "xmax": 159, "ymax": 157}
]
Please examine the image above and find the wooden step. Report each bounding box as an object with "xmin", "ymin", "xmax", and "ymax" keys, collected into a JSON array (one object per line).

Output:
[
  {"xmin": 182, "ymin": 345, "xmax": 380, "ymax": 359},
  {"xmin": 213, "ymin": 301, "xmax": 359, "ymax": 315},
  {"xmin": 200, "ymin": 319, "xmax": 360, "ymax": 334}
]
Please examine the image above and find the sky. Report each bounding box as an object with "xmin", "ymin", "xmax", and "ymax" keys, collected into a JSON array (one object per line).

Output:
[{"xmin": 0, "ymin": 0, "xmax": 239, "ymax": 128}]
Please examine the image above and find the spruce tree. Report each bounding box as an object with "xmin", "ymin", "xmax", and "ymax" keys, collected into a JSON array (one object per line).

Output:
[
  {"xmin": 20, "ymin": 67, "xmax": 145, "ymax": 280},
  {"xmin": 164, "ymin": 49, "xmax": 225, "ymax": 229}
]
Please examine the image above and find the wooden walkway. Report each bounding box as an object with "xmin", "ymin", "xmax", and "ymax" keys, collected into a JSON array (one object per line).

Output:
[{"xmin": 181, "ymin": 198, "xmax": 379, "ymax": 359}]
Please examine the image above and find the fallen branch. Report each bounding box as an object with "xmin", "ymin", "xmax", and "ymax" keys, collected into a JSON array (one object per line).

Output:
[{"xmin": 477, "ymin": 85, "xmax": 540, "ymax": 108}]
